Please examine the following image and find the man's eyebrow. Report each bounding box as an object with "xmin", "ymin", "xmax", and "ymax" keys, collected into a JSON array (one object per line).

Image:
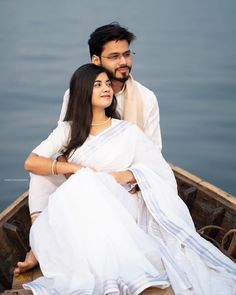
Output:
[{"xmin": 108, "ymin": 50, "xmax": 131, "ymax": 55}]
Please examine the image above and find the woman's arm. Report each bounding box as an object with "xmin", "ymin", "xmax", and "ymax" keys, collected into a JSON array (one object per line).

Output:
[
  {"xmin": 25, "ymin": 122, "xmax": 83, "ymax": 176},
  {"xmin": 25, "ymin": 153, "xmax": 83, "ymax": 176}
]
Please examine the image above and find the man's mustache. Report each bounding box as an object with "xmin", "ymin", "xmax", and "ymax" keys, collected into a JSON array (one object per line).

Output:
[{"xmin": 116, "ymin": 66, "xmax": 131, "ymax": 71}]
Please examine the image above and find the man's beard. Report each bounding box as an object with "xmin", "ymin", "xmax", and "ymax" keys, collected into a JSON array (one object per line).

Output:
[{"xmin": 106, "ymin": 66, "xmax": 131, "ymax": 83}]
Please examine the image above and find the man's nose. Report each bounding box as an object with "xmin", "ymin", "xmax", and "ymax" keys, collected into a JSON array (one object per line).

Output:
[{"xmin": 118, "ymin": 54, "xmax": 127, "ymax": 64}]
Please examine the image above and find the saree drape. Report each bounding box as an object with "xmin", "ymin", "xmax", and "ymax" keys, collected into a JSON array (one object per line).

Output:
[{"xmin": 24, "ymin": 120, "xmax": 236, "ymax": 295}]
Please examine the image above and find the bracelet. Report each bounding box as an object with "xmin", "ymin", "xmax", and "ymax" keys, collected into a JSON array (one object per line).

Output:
[{"xmin": 52, "ymin": 159, "xmax": 58, "ymax": 175}]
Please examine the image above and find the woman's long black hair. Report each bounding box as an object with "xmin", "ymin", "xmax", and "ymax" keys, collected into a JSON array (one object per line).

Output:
[{"xmin": 63, "ymin": 63, "xmax": 120, "ymax": 159}]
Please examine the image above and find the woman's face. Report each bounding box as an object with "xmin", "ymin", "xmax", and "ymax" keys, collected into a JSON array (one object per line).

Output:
[{"xmin": 91, "ymin": 72, "xmax": 114, "ymax": 110}]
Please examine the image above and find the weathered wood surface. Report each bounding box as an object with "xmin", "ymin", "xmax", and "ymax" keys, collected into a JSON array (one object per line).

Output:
[
  {"xmin": 0, "ymin": 290, "xmax": 32, "ymax": 295},
  {"xmin": 0, "ymin": 165, "xmax": 235, "ymax": 293},
  {"xmin": 0, "ymin": 192, "xmax": 31, "ymax": 292},
  {"xmin": 171, "ymin": 164, "xmax": 236, "ymax": 229},
  {"xmin": 12, "ymin": 267, "xmax": 42, "ymax": 290},
  {"xmin": 170, "ymin": 164, "xmax": 236, "ymax": 261}
]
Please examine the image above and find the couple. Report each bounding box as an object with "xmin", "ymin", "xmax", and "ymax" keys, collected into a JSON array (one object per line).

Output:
[
  {"xmin": 15, "ymin": 22, "xmax": 162, "ymax": 277},
  {"xmin": 18, "ymin": 24, "xmax": 235, "ymax": 294}
]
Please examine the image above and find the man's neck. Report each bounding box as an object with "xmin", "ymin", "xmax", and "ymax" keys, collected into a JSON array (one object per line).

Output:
[{"xmin": 111, "ymin": 80, "xmax": 125, "ymax": 94}]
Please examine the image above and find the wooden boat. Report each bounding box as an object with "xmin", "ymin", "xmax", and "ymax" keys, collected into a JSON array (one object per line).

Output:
[{"xmin": 0, "ymin": 164, "xmax": 236, "ymax": 294}]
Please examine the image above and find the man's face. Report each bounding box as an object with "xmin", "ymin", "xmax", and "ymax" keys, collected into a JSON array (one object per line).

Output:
[{"xmin": 92, "ymin": 40, "xmax": 133, "ymax": 83}]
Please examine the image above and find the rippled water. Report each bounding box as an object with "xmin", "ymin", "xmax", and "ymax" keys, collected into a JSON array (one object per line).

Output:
[{"xmin": 0, "ymin": 0, "xmax": 235, "ymax": 211}]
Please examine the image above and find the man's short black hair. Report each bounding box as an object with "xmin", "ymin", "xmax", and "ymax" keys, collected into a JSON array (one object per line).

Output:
[{"xmin": 88, "ymin": 22, "xmax": 136, "ymax": 58}]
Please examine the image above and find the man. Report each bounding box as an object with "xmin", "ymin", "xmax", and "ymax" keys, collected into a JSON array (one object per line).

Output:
[
  {"xmin": 15, "ymin": 22, "xmax": 173, "ymax": 295},
  {"xmin": 60, "ymin": 23, "xmax": 162, "ymax": 148}
]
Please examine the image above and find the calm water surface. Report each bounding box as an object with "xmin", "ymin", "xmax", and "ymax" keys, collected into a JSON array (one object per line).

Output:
[{"xmin": 0, "ymin": 0, "xmax": 235, "ymax": 211}]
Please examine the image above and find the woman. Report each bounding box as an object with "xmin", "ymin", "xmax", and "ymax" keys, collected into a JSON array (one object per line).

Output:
[{"xmin": 23, "ymin": 64, "xmax": 236, "ymax": 295}]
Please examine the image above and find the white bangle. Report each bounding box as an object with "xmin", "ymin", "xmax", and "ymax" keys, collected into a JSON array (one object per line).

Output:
[{"xmin": 52, "ymin": 159, "xmax": 57, "ymax": 175}]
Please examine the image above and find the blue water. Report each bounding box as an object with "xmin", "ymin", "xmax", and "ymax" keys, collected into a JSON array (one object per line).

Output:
[{"xmin": 0, "ymin": 0, "xmax": 235, "ymax": 211}]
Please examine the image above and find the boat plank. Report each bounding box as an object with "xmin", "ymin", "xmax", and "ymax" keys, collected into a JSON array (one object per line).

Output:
[
  {"xmin": 12, "ymin": 267, "xmax": 42, "ymax": 290},
  {"xmin": 0, "ymin": 192, "xmax": 29, "ymax": 224},
  {"xmin": 1, "ymin": 290, "xmax": 32, "ymax": 294}
]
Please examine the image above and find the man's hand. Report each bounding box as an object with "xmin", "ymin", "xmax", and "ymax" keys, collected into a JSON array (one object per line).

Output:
[
  {"xmin": 109, "ymin": 170, "xmax": 140, "ymax": 194},
  {"xmin": 128, "ymin": 184, "xmax": 140, "ymax": 194}
]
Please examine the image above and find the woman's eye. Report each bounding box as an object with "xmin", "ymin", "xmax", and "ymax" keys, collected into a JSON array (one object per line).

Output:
[{"xmin": 94, "ymin": 83, "xmax": 101, "ymax": 88}]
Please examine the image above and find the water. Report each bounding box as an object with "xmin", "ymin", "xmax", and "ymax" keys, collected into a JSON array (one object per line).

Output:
[{"xmin": 0, "ymin": 0, "xmax": 235, "ymax": 211}]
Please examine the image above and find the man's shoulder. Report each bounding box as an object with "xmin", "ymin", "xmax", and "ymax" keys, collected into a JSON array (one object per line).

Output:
[
  {"xmin": 133, "ymin": 79, "xmax": 157, "ymax": 100},
  {"xmin": 132, "ymin": 79, "xmax": 158, "ymax": 108}
]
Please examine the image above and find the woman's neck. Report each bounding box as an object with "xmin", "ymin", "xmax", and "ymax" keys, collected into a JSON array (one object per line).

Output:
[
  {"xmin": 91, "ymin": 110, "xmax": 108, "ymax": 125},
  {"xmin": 90, "ymin": 110, "xmax": 112, "ymax": 136}
]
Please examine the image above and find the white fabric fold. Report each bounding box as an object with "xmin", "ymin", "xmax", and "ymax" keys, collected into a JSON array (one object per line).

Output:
[{"xmin": 24, "ymin": 119, "xmax": 236, "ymax": 295}]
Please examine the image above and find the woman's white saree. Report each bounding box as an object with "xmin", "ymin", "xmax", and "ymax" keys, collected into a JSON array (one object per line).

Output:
[{"xmin": 24, "ymin": 119, "xmax": 236, "ymax": 295}]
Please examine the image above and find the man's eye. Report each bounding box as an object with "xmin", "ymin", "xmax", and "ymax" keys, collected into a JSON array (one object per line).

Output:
[
  {"xmin": 124, "ymin": 52, "xmax": 131, "ymax": 57},
  {"xmin": 109, "ymin": 54, "xmax": 119, "ymax": 60}
]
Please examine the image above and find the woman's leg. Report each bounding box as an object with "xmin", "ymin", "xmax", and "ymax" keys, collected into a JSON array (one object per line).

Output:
[
  {"xmin": 14, "ymin": 214, "xmax": 39, "ymax": 276},
  {"xmin": 14, "ymin": 157, "xmax": 67, "ymax": 276}
]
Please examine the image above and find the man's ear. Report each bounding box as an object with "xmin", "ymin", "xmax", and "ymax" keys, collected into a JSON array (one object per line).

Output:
[{"xmin": 92, "ymin": 55, "xmax": 101, "ymax": 65}]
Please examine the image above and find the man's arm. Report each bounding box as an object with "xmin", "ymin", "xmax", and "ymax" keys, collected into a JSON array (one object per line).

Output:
[{"xmin": 144, "ymin": 93, "xmax": 162, "ymax": 150}]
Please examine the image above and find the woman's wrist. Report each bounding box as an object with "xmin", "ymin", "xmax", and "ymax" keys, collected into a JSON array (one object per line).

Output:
[{"xmin": 55, "ymin": 161, "xmax": 82, "ymax": 175}]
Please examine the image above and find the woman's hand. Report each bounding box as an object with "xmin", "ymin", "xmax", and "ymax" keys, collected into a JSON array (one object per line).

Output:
[{"xmin": 109, "ymin": 170, "xmax": 135, "ymax": 185}]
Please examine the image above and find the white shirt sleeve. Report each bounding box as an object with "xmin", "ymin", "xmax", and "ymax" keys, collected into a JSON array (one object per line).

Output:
[
  {"xmin": 143, "ymin": 91, "xmax": 162, "ymax": 150},
  {"xmin": 32, "ymin": 122, "xmax": 70, "ymax": 158},
  {"xmin": 58, "ymin": 89, "xmax": 70, "ymax": 121}
]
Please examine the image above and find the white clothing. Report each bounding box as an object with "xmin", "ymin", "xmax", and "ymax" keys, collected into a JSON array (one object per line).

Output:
[
  {"xmin": 24, "ymin": 120, "xmax": 236, "ymax": 295},
  {"xmin": 59, "ymin": 78, "xmax": 162, "ymax": 149},
  {"xmin": 29, "ymin": 78, "xmax": 161, "ymax": 215}
]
